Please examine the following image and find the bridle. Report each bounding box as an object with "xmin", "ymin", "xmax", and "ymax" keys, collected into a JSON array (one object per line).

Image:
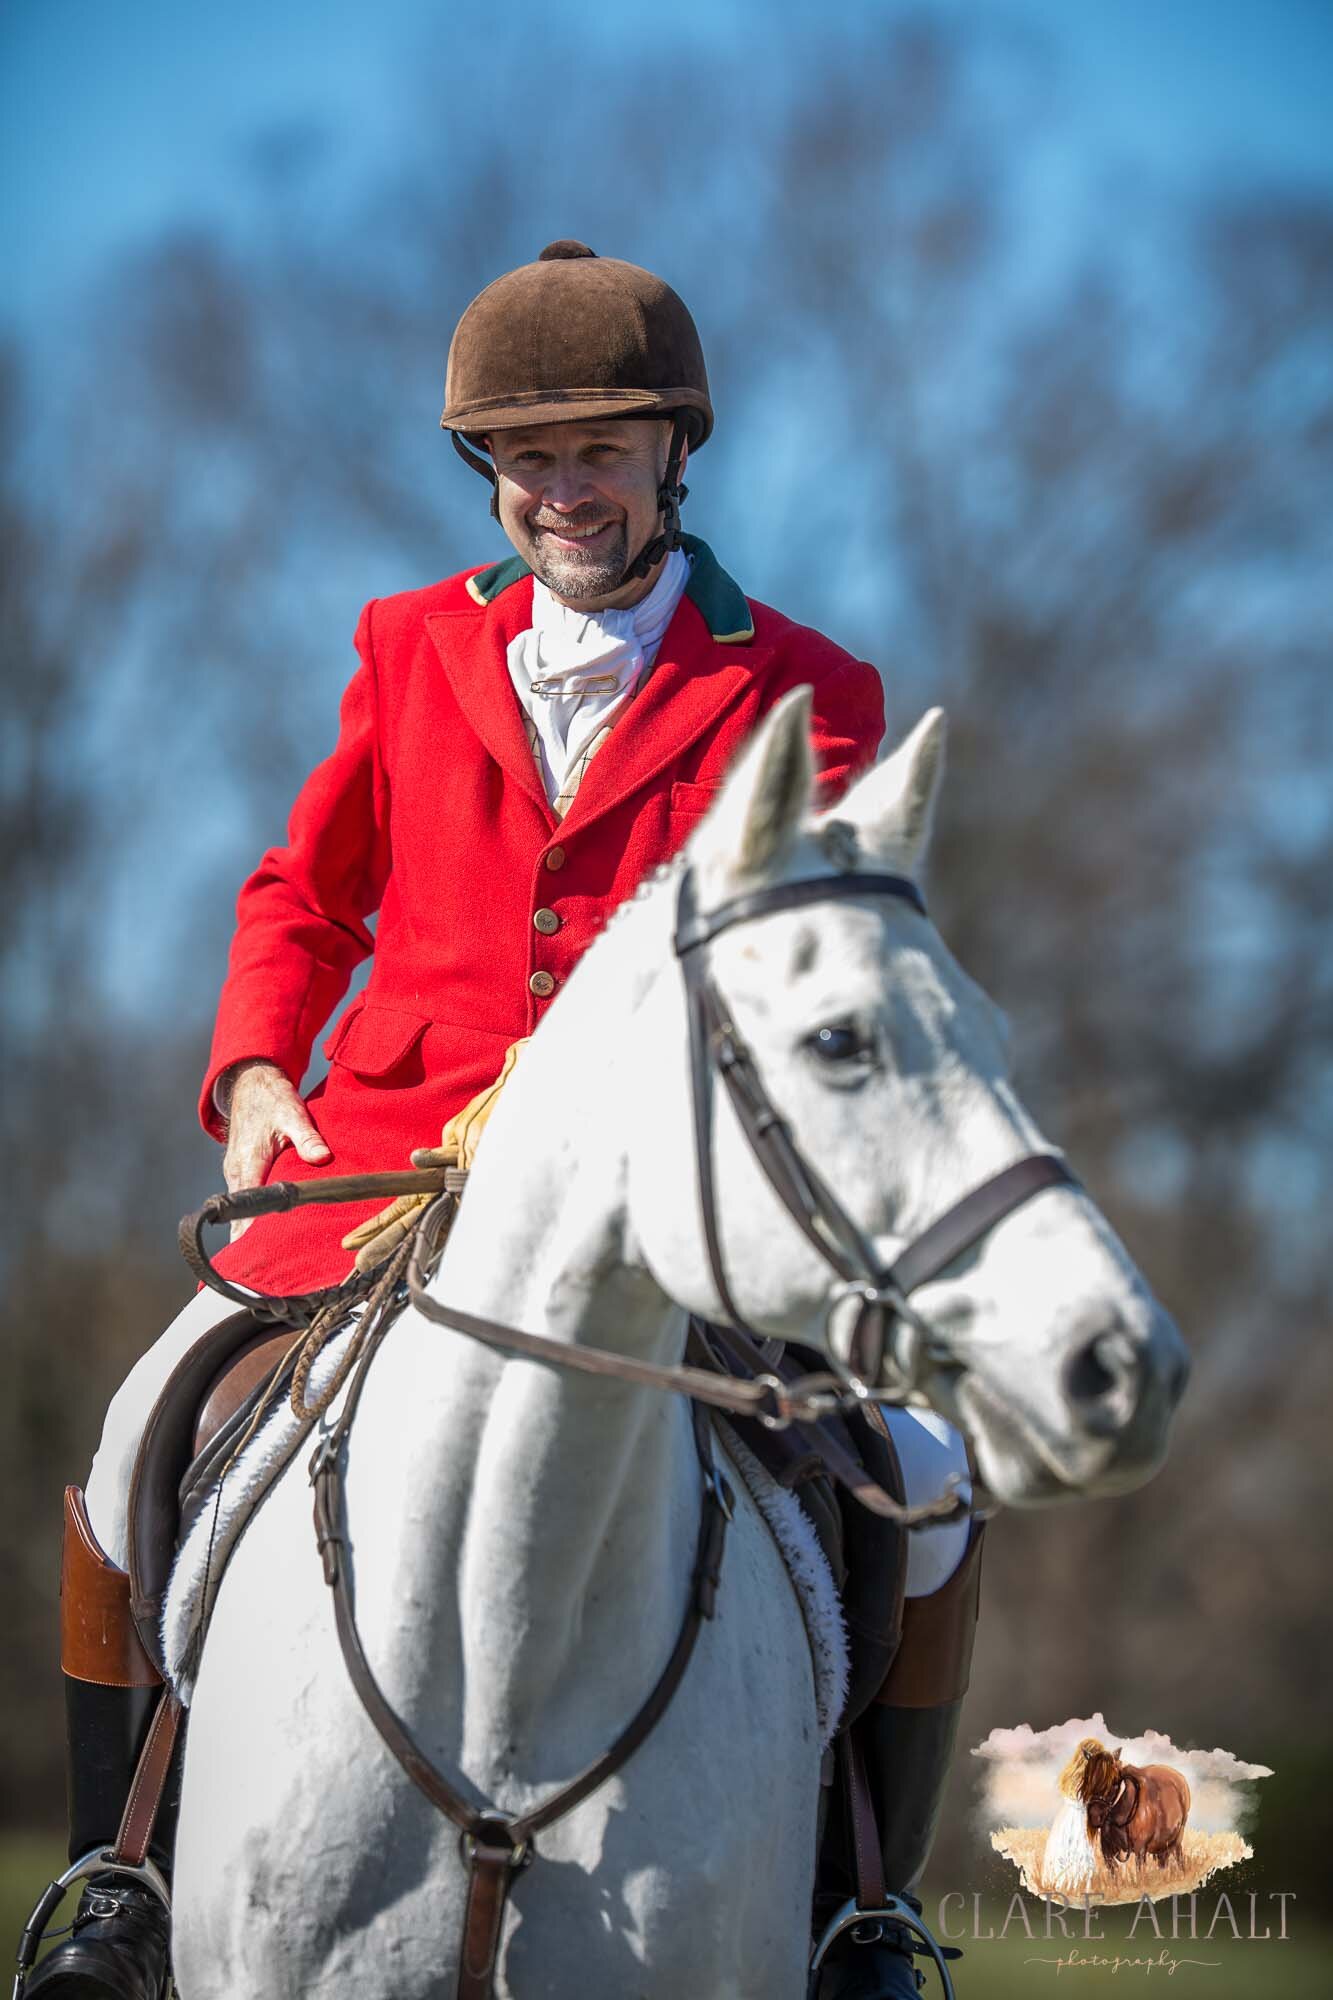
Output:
[
  {"xmin": 179, "ymin": 855, "xmax": 1081, "ymax": 2000},
  {"xmin": 671, "ymin": 861, "xmax": 1079, "ymax": 1405}
]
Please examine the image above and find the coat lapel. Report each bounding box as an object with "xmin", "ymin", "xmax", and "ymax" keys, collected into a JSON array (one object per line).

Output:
[
  {"xmin": 424, "ymin": 578, "xmax": 556, "ymax": 827},
  {"xmin": 559, "ymin": 595, "xmax": 764, "ymax": 837},
  {"xmin": 423, "ymin": 539, "xmax": 763, "ymax": 839}
]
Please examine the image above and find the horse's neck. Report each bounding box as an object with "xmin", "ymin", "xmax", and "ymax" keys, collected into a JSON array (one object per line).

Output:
[{"xmin": 357, "ymin": 1018, "xmax": 698, "ymax": 1781}]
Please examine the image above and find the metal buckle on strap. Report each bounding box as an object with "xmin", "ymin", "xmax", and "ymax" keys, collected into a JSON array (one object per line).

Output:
[
  {"xmin": 81, "ymin": 1890, "xmax": 130, "ymax": 1920},
  {"xmin": 754, "ymin": 1369, "xmax": 863, "ymax": 1430},
  {"xmin": 460, "ymin": 1825, "xmax": 531, "ymax": 1871},
  {"xmin": 307, "ymin": 1433, "xmax": 342, "ymax": 1483}
]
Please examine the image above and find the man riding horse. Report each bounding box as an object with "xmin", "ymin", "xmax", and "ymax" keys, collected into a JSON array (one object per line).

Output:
[{"xmin": 33, "ymin": 242, "xmax": 984, "ymax": 1999}]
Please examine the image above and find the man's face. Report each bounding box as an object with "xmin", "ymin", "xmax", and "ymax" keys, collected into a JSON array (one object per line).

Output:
[{"xmin": 488, "ymin": 418, "xmax": 684, "ymax": 609}]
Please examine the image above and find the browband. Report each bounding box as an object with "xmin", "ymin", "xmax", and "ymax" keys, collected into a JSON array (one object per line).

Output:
[{"xmin": 674, "ymin": 871, "xmax": 927, "ymax": 956}]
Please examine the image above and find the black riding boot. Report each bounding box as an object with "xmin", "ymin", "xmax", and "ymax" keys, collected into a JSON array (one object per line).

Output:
[
  {"xmin": 22, "ymin": 1489, "xmax": 177, "ymax": 2000},
  {"xmin": 24, "ymin": 1678, "xmax": 178, "ymax": 1999},
  {"xmin": 814, "ymin": 1523, "xmax": 985, "ymax": 1997}
]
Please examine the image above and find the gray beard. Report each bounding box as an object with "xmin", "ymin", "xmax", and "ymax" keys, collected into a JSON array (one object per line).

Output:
[{"xmin": 528, "ymin": 523, "xmax": 630, "ymax": 602}]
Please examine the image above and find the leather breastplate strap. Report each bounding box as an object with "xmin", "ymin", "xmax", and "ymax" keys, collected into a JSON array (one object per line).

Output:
[{"xmin": 309, "ymin": 1325, "xmax": 733, "ymax": 2000}]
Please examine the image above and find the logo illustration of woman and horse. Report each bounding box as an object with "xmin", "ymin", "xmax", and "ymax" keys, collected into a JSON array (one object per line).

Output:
[
  {"xmin": 980, "ymin": 1717, "xmax": 1266, "ymax": 1905},
  {"xmin": 1044, "ymin": 1738, "xmax": 1190, "ymax": 1893}
]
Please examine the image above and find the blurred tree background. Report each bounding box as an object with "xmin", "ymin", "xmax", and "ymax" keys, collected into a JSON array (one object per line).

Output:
[{"xmin": 3, "ymin": 2, "xmax": 1330, "ymax": 1925}]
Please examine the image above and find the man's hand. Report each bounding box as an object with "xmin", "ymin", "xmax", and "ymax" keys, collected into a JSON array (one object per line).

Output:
[{"xmin": 221, "ymin": 1060, "xmax": 331, "ymax": 1239}]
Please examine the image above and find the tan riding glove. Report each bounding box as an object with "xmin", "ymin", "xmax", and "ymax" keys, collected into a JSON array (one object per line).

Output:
[{"xmin": 340, "ymin": 1038, "xmax": 530, "ymax": 1273}]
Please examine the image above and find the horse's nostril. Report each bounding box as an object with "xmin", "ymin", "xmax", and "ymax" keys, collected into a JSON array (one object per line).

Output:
[
  {"xmin": 1065, "ymin": 1337, "xmax": 1115, "ymax": 1404},
  {"xmin": 1063, "ymin": 1329, "xmax": 1139, "ymax": 1433}
]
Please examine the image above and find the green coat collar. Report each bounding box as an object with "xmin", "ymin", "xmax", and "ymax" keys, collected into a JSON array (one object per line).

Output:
[{"xmin": 464, "ymin": 534, "xmax": 754, "ymax": 645}]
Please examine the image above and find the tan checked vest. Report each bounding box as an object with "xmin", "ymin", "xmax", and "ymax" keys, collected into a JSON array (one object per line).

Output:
[{"xmin": 520, "ymin": 674, "xmax": 655, "ymax": 819}]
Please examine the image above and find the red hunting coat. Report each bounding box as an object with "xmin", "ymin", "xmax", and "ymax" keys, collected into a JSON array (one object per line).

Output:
[{"xmin": 201, "ymin": 537, "xmax": 885, "ymax": 1296}]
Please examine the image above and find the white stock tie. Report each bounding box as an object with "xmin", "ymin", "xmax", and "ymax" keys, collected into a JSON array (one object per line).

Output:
[{"xmin": 507, "ymin": 547, "xmax": 690, "ymax": 802}]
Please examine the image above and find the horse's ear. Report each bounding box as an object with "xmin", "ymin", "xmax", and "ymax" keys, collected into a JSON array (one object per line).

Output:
[
  {"xmin": 696, "ymin": 685, "xmax": 814, "ymax": 885},
  {"xmin": 840, "ymin": 708, "xmax": 946, "ymax": 870}
]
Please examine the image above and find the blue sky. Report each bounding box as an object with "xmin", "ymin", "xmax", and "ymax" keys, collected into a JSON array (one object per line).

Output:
[
  {"xmin": 4, "ymin": 0, "xmax": 1332, "ymax": 342},
  {"xmin": 3, "ymin": 0, "xmax": 1327, "ymax": 1199}
]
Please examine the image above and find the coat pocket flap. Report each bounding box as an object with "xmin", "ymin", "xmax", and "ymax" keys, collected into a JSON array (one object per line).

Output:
[
  {"xmin": 322, "ymin": 1002, "xmax": 431, "ymax": 1077},
  {"xmin": 670, "ymin": 779, "xmax": 721, "ymax": 814}
]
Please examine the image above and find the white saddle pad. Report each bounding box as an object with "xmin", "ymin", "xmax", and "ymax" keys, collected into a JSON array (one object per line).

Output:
[
  {"xmin": 162, "ymin": 1325, "xmax": 356, "ymax": 1702},
  {"xmin": 716, "ymin": 1423, "xmax": 849, "ymax": 1748}
]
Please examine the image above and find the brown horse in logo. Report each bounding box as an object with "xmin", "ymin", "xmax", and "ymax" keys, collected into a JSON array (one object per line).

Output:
[{"xmin": 1062, "ymin": 1737, "xmax": 1190, "ymax": 1870}]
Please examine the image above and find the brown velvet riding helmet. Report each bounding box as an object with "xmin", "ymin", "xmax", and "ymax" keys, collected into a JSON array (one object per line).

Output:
[{"xmin": 440, "ymin": 241, "xmax": 713, "ymax": 451}]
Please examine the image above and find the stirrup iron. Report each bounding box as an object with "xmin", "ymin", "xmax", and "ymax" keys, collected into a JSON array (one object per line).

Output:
[
  {"xmin": 808, "ymin": 1891, "xmax": 958, "ymax": 2000},
  {"xmin": 12, "ymin": 1846, "xmax": 170, "ymax": 1999}
]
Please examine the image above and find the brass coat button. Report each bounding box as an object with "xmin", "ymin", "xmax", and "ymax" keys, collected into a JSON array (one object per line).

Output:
[
  {"xmin": 544, "ymin": 846, "xmax": 566, "ymax": 871},
  {"xmin": 529, "ymin": 970, "xmax": 556, "ymax": 998},
  {"xmin": 533, "ymin": 908, "xmax": 560, "ymax": 935}
]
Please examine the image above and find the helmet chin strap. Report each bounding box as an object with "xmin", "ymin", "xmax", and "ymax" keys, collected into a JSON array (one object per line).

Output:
[
  {"xmin": 450, "ymin": 432, "xmax": 505, "ymax": 522},
  {"xmin": 452, "ymin": 414, "xmax": 691, "ymax": 579},
  {"xmin": 616, "ymin": 413, "xmax": 690, "ymax": 586}
]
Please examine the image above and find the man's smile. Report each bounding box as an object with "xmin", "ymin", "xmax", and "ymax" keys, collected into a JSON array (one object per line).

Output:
[{"xmin": 532, "ymin": 518, "xmax": 618, "ymax": 549}]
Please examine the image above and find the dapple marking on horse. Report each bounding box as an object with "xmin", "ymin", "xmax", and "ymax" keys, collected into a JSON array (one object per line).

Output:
[{"xmin": 166, "ymin": 694, "xmax": 1188, "ymax": 1998}]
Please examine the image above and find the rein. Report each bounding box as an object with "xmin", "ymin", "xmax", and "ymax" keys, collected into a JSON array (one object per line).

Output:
[{"xmin": 178, "ymin": 1168, "xmax": 460, "ymax": 1327}]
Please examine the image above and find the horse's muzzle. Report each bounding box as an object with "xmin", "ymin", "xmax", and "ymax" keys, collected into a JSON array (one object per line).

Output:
[{"xmin": 956, "ymin": 1303, "xmax": 1189, "ymax": 1506}]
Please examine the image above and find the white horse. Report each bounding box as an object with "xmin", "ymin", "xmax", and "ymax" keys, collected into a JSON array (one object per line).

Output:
[{"xmin": 166, "ymin": 695, "xmax": 1188, "ymax": 1998}]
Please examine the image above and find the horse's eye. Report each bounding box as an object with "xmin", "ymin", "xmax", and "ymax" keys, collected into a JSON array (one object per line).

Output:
[{"xmin": 806, "ymin": 1021, "xmax": 870, "ymax": 1065}]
